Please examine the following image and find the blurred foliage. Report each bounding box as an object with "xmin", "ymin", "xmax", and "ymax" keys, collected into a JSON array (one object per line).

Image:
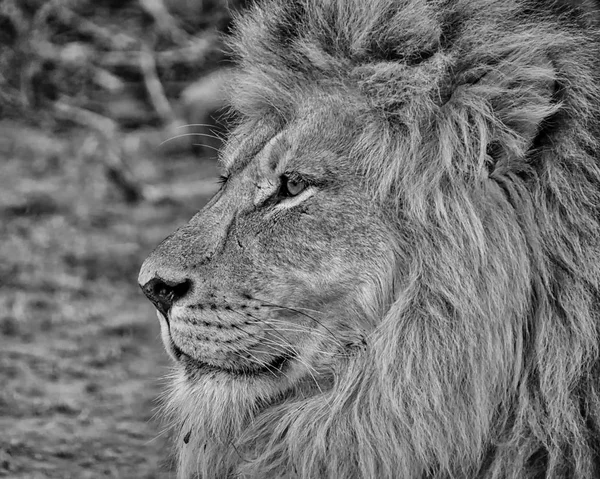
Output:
[
  {"xmin": 0, "ymin": 0, "xmax": 244, "ymax": 205},
  {"xmin": 0, "ymin": 2, "xmax": 239, "ymax": 475},
  {"xmin": 0, "ymin": 0, "xmax": 244, "ymax": 127}
]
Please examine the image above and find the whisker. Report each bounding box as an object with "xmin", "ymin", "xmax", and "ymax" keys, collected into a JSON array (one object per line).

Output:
[
  {"xmin": 254, "ymin": 335, "xmax": 296, "ymax": 356},
  {"xmin": 260, "ymin": 326, "xmax": 356, "ymax": 361},
  {"xmin": 237, "ymin": 347, "xmax": 295, "ymax": 383},
  {"xmin": 251, "ymin": 296, "xmax": 345, "ymax": 348},
  {"xmin": 295, "ymin": 357, "xmax": 325, "ymax": 395},
  {"xmin": 232, "ymin": 308, "xmax": 300, "ymax": 352},
  {"xmin": 257, "ymin": 336, "xmax": 325, "ymax": 394},
  {"xmin": 260, "ymin": 324, "xmax": 345, "ymax": 347},
  {"xmin": 191, "ymin": 143, "xmax": 222, "ymax": 152},
  {"xmin": 174, "ymin": 125, "xmax": 226, "ymax": 141},
  {"xmin": 260, "ymin": 304, "xmax": 324, "ymax": 315},
  {"xmin": 145, "ymin": 423, "xmax": 175, "ymax": 445},
  {"xmin": 188, "ymin": 132, "xmax": 225, "ymax": 142},
  {"xmin": 159, "ymin": 132, "xmax": 222, "ymax": 146},
  {"xmin": 176, "ymin": 123, "xmax": 219, "ymax": 129},
  {"xmin": 229, "ymin": 308, "xmax": 297, "ymax": 379},
  {"xmin": 233, "ymin": 350, "xmax": 278, "ymax": 378},
  {"xmin": 258, "ymin": 318, "xmax": 361, "ymax": 359},
  {"xmin": 264, "ymin": 331, "xmax": 353, "ymax": 357}
]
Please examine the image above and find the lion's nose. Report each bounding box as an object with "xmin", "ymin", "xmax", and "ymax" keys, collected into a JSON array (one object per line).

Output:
[{"xmin": 140, "ymin": 276, "xmax": 192, "ymax": 317}]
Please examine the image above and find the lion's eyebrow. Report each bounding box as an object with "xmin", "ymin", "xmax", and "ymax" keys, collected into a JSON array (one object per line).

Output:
[
  {"xmin": 251, "ymin": 131, "xmax": 289, "ymax": 175},
  {"xmin": 220, "ymin": 130, "xmax": 287, "ymax": 174},
  {"xmin": 264, "ymin": 134, "xmax": 289, "ymax": 172}
]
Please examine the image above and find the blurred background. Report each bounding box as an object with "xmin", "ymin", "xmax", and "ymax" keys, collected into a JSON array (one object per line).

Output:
[{"xmin": 0, "ymin": 0, "xmax": 243, "ymax": 476}]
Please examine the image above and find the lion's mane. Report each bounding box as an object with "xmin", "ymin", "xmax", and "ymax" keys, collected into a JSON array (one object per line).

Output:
[{"xmin": 169, "ymin": 1, "xmax": 600, "ymax": 477}]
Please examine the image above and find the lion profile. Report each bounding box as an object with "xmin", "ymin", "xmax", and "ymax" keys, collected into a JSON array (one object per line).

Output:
[{"xmin": 139, "ymin": 0, "xmax": 600, "ymax": 477}]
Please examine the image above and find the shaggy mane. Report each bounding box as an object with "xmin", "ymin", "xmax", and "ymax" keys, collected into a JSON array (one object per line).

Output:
[{"xmin": 169, "ymin": 1, "xmax": 600, "ymax": 477}]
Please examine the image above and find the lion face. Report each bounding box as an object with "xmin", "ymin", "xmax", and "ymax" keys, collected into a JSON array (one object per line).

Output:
[{"xmin": 139, "ymin": 104, "xmax": 394, "ymax": 399}]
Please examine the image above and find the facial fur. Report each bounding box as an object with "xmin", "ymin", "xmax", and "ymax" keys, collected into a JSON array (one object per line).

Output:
[{"xmin": 139, "ymin": 1, "xmax": 600, "ymax": 478}]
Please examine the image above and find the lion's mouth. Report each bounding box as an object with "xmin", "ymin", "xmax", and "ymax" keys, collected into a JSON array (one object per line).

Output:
[{"xmin": 156, "ymin": 309, "xmax": 293, "ymax": 377}]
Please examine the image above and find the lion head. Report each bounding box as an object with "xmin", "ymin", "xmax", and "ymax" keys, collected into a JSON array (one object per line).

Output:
[{"xmin": 139, "ymin": 1, "xmax": 600, "ymax": 477}]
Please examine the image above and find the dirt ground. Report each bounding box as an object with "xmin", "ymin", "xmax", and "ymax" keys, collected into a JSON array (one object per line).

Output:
[{"xmin": 0, "ymin": 121, "xmax": 220, "ymax": 478}]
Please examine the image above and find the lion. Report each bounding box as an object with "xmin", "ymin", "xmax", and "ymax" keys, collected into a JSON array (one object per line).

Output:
[{"xmin": 138, "ymin": 0, "xmax": 600, "ymax": 477}]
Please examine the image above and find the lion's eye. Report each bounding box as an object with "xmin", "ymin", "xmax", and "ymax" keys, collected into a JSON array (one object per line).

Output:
[{"xmin": 281, "ymin": 176, "xmax": 307, "ymax": 197}]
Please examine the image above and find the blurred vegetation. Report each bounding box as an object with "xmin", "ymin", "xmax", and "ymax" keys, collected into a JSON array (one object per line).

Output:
[
  {"xmin": 1, "ymin": 0, "xmax": 241, "ymax": 477},
  {"xmin": 1, "ymin": 0, "xmax": 242, "ymax": 201},
  {"xmin": 1, "ymin": 0, "xmax": 239, "ymax": 122}
]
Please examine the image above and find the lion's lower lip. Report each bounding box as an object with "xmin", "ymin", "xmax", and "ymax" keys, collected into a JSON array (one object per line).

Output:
[{"xmin": 180, "ymin": 351, "xmax": 292, "ymax": 377}]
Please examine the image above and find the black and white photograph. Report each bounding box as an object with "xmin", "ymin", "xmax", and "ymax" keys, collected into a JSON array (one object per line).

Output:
[{"xmin": 2, "ymin": 0, "xmax": 600, "ymax": 478}]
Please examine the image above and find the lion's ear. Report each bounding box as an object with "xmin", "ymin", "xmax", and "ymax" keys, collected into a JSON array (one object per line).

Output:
[{"xmin": 471, "ymin": 54, "xmax": 559, "ymax": 169}]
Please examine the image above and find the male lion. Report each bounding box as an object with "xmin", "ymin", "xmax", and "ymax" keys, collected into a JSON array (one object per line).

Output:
[{"xmin": 139, "ymin": 0, "xmax": 600, "ymax": 477}]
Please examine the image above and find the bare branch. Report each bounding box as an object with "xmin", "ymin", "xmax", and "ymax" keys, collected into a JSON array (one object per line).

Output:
[{"xmin": 139, "ymin": 44, "xmax": 177, "ymax": 126}]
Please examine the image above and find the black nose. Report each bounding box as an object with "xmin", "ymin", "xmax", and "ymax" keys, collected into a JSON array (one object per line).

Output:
[{"xmin": 140, "ymin": 277, "xmax": 192, "ymax": 317}]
